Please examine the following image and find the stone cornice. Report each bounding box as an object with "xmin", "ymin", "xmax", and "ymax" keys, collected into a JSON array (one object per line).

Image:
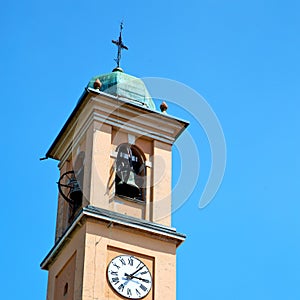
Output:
[
  {"xmin": 45, "ymin": 88, "xmax": 189, "ymax": 161},
  {"xmin": 40, "ymin": 206, "xmax": 186, "ymax": 270}
]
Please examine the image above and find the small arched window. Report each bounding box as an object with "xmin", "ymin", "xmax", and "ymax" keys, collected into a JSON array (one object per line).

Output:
[{"xmin": 115, "ymin": 144, "xmax": 146, "ymax": 201}]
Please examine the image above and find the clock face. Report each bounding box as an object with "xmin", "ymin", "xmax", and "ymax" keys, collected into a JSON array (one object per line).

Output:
[{"xmin": 107, "ymin": 255, "xmax": 152, "ymax": 299}]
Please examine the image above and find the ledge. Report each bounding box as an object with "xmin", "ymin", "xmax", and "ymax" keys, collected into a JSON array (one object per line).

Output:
[
  {"xmin": 45, "ymin": 88, "xmax": 189, "ymax": 161},
  {"xmin": 40, "ymin": 205, "xmax": 186, "ymax": 270},
  {"xmin": 84, "ymin": 205, "xmax": 185, "ymax": 239}
]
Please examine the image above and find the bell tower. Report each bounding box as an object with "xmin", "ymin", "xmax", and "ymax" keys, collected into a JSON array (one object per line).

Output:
[{"xmin": 41, "ymin": 30, "xmax": 189, "ymax": 299}]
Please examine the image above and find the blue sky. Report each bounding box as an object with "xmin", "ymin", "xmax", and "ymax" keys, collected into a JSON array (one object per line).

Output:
[{"xmin": 1, "ymin": 0, "xmax": 300, "ymax": 299}]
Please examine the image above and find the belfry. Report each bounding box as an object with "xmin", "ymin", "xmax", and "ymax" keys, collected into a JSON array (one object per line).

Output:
[{"xmin": 41, "ymin": 25, "xmax": 189, "ymax": 300}]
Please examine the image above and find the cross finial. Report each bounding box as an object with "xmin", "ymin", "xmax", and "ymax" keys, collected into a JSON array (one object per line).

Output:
[{"xmin": 112, "ymin": 22, "xmax": 128, "ymax": 69}]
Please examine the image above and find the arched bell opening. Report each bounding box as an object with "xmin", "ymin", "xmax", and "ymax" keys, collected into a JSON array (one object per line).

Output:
[{"xmin": 115, "ymin": 143, "xmax": 146, "ymax": 201}]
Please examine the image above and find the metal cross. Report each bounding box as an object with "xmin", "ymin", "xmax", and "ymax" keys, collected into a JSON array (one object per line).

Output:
[{"xmin": 112, "ymin": 22, "xmax": 128, "ymax": 68}]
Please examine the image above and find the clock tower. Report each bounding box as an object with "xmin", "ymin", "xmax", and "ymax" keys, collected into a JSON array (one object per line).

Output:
[{"xmin": 41, "ymin": 39, "xmax": 189, "ymax": 299}]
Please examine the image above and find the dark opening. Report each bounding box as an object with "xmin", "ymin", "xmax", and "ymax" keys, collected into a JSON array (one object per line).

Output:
[
  {"xmin": 115, "ymin": 144, "xmax": 146, "ymax": 201},
  {"xmin": 63, "ymin": 282, "xmax": 68, "ymax": 296},
  {"xmin": 66, "ymin": 151, "xmax": 85, "ymax": 222}
]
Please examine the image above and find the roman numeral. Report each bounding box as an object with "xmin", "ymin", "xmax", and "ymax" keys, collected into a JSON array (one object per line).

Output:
[
  {"xmin": 135, "ymin": 288, "xmax": 141, "ymax": 296},
  {"xmin": 136, "ymin": 261, "xmax": 143, "ymax": 269},
  {"xmin": 112, "ymin": 262, "xmax": 120, "ymax": 269},
  {"xmin": 112, "ymin": 277, "xmax": 119, "ymax": 285},
  {"xmin": 119, "ymin": 258, "xmax": 126, "ymax": 265},
  {"xmin": 128, "ymin": 257, "xmax": 134, "ymax": 266},
  {"xmin": 118, "ymin": 284, "xmax": 125, "ymax": 292},
  {"xmin": 127, "ymin": 288, "xmax": 132, "ymax": 296},
  {"xmin": 140, "ymin": 284, "xmax": 147, "ymax": 292},
  {"xmin": 140, "ymin": 271, "xmax": 148, "ymax": 275},
  {"xmin": 110, "ymin": 271, "xmax": 118, "ymax": 276}
]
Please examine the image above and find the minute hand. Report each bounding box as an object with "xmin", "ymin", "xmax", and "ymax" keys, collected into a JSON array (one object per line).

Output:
[{"xmin": 130, "ymin": 265, "xmax": 144, "ymax": 277}]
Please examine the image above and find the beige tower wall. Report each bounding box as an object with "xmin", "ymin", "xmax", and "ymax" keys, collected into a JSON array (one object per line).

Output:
[
  {"xmin": 82, "ymin": 219, "xmax": 177, "ymax": 300},
  {"xmin": 46, "ymin": 224, "xmax": 86, "ymax": 300},
  {"xmin": 89, "ymin": 123, "xmax": 112, "ymax": 209},
  {"xmin": 45, "ymin": 216, "xmax": 179, "ymax": 300},
  {"xmin": 152, "ymin": 140, "xmax": 172, "ymax": 226}
]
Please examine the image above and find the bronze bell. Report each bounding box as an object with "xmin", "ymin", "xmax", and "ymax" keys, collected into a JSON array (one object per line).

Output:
[
  {"xmin": 117, "ymin": 170, "xmax": 140, "ymax": 198},
  {"xmin": 68, "ymin": 176, "xmax": 82, "ymax": 203}
]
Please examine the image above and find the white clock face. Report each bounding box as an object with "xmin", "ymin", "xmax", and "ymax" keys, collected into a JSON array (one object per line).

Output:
[{"xmin": 107, "ymin": 255, "xmax": 152, "ymax": 299}]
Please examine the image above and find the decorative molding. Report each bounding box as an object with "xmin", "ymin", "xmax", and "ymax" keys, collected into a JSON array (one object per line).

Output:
[
  {"xmin": 40, "ymin": 205, "xmax": 186, "ymax": 270},
  {"xmin": 46, "ymin": 90, "xmax": 189, "ymax": 161}
]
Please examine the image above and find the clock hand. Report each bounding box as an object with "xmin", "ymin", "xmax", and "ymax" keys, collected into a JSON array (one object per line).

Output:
[
  {"xmin": 129, "ymin": 265, "xmax": 144, "ymax": 277},
  {"xmin": 124, "ymin": 273, "xmax": 149, "ymax": 283},
  {"xmin": 130, "ymin": 275, "xmax": 150, "ymax": 283}
]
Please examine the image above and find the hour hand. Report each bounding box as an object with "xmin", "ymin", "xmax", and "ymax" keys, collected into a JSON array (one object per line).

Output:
[
  {"xmin": 135, "ymin": 276, "xmax": 150, "ymax": 283},
  {"xmin": 128, "ymin": 275, "xmax": 150, "ymax": 283}
]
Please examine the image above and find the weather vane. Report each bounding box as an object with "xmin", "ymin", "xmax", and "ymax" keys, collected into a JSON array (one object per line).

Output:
[{"xmin": 112, "ymin": 22, "xmax": 128, "ymax": 69}]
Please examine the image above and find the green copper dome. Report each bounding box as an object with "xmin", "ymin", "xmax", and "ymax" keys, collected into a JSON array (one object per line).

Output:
[{"xmin": 87, "ymin": 69, "xmax": 156, "ymax": 110}]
